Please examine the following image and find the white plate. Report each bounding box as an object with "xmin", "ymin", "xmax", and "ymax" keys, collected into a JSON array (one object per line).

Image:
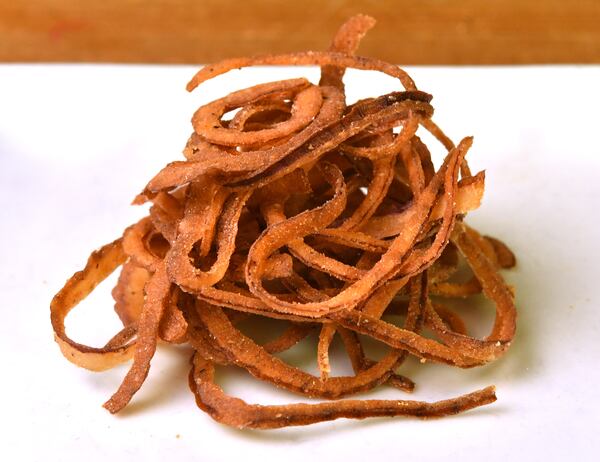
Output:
[{"xmin": 1, "ymin": 64, "xmax": 599, "ymax": 461}]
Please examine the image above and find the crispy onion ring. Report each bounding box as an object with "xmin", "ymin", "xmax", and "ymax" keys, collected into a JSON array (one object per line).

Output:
[{"xmin": 192, "ymin": 79, "xmax": 322, "ymax": 147}]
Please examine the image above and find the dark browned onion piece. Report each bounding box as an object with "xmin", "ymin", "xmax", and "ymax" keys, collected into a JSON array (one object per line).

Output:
[{"xmin": 189, "ymin": 353, "xmax": 497, "ymax": 429}]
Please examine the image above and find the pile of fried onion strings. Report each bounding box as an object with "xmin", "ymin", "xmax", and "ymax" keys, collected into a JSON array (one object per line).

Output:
[{"xmin": 51, "ymin": 15, "xmax": 517, "ymax": 429}]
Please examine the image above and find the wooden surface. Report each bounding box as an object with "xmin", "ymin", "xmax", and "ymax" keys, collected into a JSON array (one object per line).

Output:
[{"xmin": 1, "ymin": 0, "xmax": 599, "ymax": 64}]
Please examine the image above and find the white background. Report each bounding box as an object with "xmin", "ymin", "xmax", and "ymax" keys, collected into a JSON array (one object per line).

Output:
[{"xmin": 1, "ymin": 64, "xmax": 599, "ymax": 461}]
